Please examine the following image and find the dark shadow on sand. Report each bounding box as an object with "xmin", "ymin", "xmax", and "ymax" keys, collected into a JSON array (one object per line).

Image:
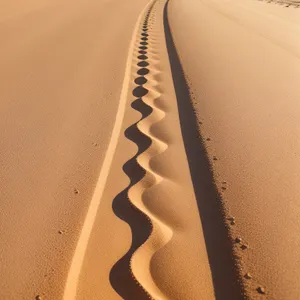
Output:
[{"xmin": 163, "ymin": 1, "xmax": 246, "ymax": 299}]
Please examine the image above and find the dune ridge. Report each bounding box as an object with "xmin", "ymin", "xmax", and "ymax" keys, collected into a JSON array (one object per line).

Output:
[
  {"xmin": 109, "ymin": 0, "xmax": 216, "ymax": 299},
  {"xmin": 111, "ymin": 1, "xmax": 174, "ymax": 298},
  {"xmin": 62, "ymin": 1, "xmax": 153, "ymax": 299},
  {"xmin": 168, "ymin": 0, "xmax": 300, "ymax": 297}
]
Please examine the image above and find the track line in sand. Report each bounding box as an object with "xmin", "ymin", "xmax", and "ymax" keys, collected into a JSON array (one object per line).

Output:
[
  {"xmin": 63, "ymin": 1, "xmax": 153, "ymax": 299},
  {"xmin": 110, "ymin": 1, "xmax": 176, "ymax": 299},
  {"xmin": 65, "ymin": 0, "xmax": 246, "ymax": 298}
]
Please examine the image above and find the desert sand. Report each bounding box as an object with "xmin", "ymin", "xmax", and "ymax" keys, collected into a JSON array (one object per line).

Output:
[{"xmin": 1, "ymin": 0, "xmax": 300, "ymax": 299}]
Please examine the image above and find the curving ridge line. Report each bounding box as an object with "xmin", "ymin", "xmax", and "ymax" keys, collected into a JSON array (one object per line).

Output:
[
  {"xmin": 129, "ymin": 82, "xmax": 173, "ymax": 300},
  {"xmin": 110, "ymin": 1, "xmax": 174, "ymax": 299},
  {"xmin": 63, "ymin": 1, "xmax": 155, "ymax": 299}
]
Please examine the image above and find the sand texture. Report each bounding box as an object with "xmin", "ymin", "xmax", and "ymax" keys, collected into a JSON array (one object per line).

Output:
[
  {"xmin": 1, "ymin": 0, "xmax": 300, "ymax": 299},
  {"xmin": 169, "ymin": 0, "xmax": 300, "ymax": 298}
]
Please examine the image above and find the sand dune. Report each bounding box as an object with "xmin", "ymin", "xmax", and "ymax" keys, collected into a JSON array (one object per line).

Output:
[
  {"xmin": 75, "ymin": 1, "xmax": 214, "ymax": 299},
  {"xmin": 1, "ymin": 0, "xmax": 300, "ymax": 299},
  {"xmin": 169, "ymin": 0, "xmax": 300, "ymax": 298},
  {"xmin": 0, "ymin": 0, "xmax": 149, "ymax": 298}
]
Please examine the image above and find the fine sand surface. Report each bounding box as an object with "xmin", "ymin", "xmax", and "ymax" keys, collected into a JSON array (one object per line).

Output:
[
  {"xmin": 0, "ymin": 0, "xmax": 149, "ymax": 298},
  {"xmin": 169, "ymin": 0, "xmax": 300, "ymax": 298},
  {"xmin": 1, "ymin": 0, "xmax": 300, "ymax": 299},
  {"xmin": 75, "ymin": 1, "xmax": 215, "ymax": 299}
]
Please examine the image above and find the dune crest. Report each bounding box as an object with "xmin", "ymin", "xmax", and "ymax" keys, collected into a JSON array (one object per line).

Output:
[
  {"xmin": 111, "ymin": 1, "xmax": 173, "ymax": 298},
  {"xmin": 108, "ymin": 0, "xmax": 216, "ymax": 299}
]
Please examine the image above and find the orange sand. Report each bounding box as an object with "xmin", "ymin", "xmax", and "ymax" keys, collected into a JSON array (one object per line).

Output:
[{"xmin": 1, "ymin": 0, "xmax": 300, "ymax": 299}]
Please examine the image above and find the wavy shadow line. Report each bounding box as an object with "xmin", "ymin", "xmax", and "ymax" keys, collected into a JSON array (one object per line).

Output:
[
  {"xmin": 109, "ymin": 97, "xmax": 154, "ymax": 299},
  {"xmin": 110, "ymin": 0, "xmax": 178, "ymax": 297},
  {"xmin": 110, "ymin": 3, "xmax": 168, "ymax": 299}
]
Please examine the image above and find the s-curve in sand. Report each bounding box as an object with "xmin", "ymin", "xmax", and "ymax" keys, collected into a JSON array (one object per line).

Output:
[
  {"xmin": 73, "ymin": 0, "xmax": 215, "ymax": 299},
  {"xmin": 1, "ymin": 0, "xmax": 299, "ymax": 299}
]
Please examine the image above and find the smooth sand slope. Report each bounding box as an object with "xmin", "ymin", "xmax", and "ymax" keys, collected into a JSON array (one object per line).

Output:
[
  {"xmin": 0, "ymin": 0, "xmax": 149, "ymax": 298},
  {"xmin": 168, "ymin": 0, "xmax": 300, "ymax": 298}
]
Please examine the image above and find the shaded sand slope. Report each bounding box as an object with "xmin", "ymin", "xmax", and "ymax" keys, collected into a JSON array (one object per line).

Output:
[
  {"xmin": 75, "ymin": 0, "xmax": 216, "ymax": 299},
  {"xmin": 0, "ymin": 0, "xmax": 149, "ymax": 298},
  {"xmin": 168, "ymin": 0, "xmax": 300, "ymax": 298}
]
